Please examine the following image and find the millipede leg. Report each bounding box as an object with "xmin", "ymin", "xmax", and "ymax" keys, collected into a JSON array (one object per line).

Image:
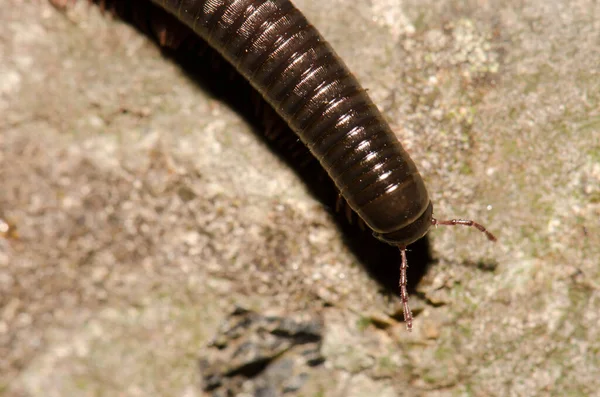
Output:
[
  {"xmin": 357, "ymin": 217, "xmax": 366, "ymax": 231},
  {"xmin": 335, "ymin": 194, "xmax": 344, "ymax": 213},
  {"xmin": 345, "ymin": 201, "xmax": 354, "ymax": 224}
]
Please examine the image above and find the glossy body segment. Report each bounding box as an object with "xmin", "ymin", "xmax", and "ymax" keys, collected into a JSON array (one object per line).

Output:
[{"xmin": 152, "ymin": 0, "xmax": 433, "ymax": 246}]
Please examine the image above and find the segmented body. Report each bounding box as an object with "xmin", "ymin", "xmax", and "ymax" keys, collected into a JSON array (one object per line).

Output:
[
  {"xmin": 153, "ymin": 0, "xmax": 434, "ymax": 247},
  {"xmin": 51, "ymin": 0, "xmax": 497, "ymax": 330}
]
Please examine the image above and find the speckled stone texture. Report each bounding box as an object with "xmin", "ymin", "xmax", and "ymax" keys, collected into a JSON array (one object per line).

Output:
[{"xmin": 1, "ymin": 0, "xmax": 599, "ymax": 396}]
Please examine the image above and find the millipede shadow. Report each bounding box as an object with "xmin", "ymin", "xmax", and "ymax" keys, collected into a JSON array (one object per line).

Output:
[{"xmin": 95, "ymin": 0, "xmax": 432, "ymax": 296}]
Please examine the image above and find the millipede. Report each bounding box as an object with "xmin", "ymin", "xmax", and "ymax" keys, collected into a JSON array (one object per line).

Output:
[{"xmin": 51, "ymin": 0, "xmax": 497, "ymax": 330}]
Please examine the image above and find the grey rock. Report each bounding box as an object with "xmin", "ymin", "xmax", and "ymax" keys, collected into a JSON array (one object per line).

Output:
[
  {"xmin": 1, "ymin": 0, "xmax": 598, "ymax": 396},
  {"xmin": 199, "ymin": 307, "xmax": 324, "ymax": 396}
]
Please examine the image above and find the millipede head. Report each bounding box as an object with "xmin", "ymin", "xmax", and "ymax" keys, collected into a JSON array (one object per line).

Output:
[{"xmin": 397, "ymin": 217, "xmax": 496, "ymax": 331}]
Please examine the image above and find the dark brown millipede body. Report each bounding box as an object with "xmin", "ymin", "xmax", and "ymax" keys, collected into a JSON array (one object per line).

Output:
[{"xmin": 69, "ymin": 0, "xmax": 497, "ymax": 330}]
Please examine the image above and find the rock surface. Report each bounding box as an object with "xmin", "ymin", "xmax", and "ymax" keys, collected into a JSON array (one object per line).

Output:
[
  {"xmin": 198, "ymin": 306, "xmax": 324, "ymax": 396},
  {"xmin": 1, "ymin": 0, "xmax": 599, "ymax": 396}
]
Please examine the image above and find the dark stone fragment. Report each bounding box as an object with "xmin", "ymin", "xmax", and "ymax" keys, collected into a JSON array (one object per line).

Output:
[{"xmin": 199, "ymin": 307, "xmax": 325, "ymax": 396}]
